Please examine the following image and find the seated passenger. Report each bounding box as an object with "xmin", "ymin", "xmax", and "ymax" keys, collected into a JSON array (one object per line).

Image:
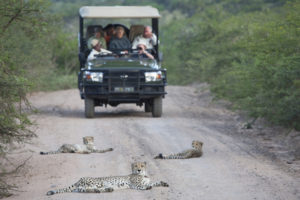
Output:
[
  {"xmin": 87, "ymin": 28, "xmax": 107, "ymax": 50},
  {"xmin": 87, "ymin": 39, "xmax": 112, "ymax": 61},
  {"xmin": 104, "ymin": 24, "xmax": 115, "ymax": 47},
  {"xmin": 134, "ymin": 44, "xmax": 154, "ymax": 60},
  {"xmin": 109, "ymin": 26, "xmax": 131, "ymax": 52},
  {"xmin": 132, "ymin": 26, "xmax": 157, "ymax": 50}
]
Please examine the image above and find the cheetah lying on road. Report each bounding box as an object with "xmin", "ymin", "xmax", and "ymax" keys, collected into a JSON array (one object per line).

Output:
[
  {"xmin": 40, "ymin": 136, "xmax": 113, "ymax": 155},
  {"xmin": 154, "ymin": 140, "xmax": 203, "ymax": 159},
  {"xmin": 46, "ymin": 162, "xmax": 169, "ymax": 195}
]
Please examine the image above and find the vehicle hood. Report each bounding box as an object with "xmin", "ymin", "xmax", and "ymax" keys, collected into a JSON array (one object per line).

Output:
[{"xmin": 86, "ymin": 58, "xmax": 159, "ymax": 69}]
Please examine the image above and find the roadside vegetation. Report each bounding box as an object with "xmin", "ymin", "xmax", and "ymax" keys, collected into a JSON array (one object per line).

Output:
[
  {"xmin": 161, "ymin": 0, "xmax": 300, "ymax": 130},
  {"xmin": 0, "ymin": 0, "xmax": 299, "ymax": 197},
  {"xmin": 0, "ymin": 0, "xmax": 75, "ymax": 197}
]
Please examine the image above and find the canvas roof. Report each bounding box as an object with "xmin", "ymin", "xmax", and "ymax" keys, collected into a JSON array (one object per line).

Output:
[{"xmin": 79, "ymin": 6, "xmax": 160, "ymax": 19}]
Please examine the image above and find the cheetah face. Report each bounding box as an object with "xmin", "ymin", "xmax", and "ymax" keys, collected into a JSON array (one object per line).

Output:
[
  {"xmin": 192, "ymin": 140, "xmax": 203, "ymax": 150},
  {"xmin": 131, "ymin": 162, "xmax": 146, "ymax": 176},
  {"xmin": 83, "ymin": 136, "xmax": 94, "ymax": 145}
]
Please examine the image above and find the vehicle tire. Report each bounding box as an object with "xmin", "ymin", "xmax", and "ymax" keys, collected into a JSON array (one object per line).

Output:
[
  {"xmin": 144, "ymin": 102, "xmax": 152, "ymax": 112},
  {"xmin": 152, "ymin": 96, "xmax": 162, "ymax": 117},
  {"xmin": 84, "ymin": 98, "xmax": 95, "ymax": 118}
]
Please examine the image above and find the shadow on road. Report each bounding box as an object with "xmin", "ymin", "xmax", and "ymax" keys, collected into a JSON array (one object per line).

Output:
[{"xmin": 34, "ymin": 105, "xmax": 152, "ymax": 119}]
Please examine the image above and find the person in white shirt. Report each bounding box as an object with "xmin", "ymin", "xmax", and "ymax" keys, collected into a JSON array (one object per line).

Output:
[
  {"xmin": 132, "ymin": 26, "xmax": 157, "ymax": 49},
  {"xmin": 87, "ymin": 39, "xmax": 112, "ymax": 61}
]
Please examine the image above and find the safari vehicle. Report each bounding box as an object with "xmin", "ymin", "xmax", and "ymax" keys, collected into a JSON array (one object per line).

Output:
[{"xmin": 78, "ymin": 6, "xmax": 167, "ymax": 118}]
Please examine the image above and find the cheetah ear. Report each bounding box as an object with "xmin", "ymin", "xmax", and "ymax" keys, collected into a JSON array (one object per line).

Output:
[{"xmin": 143, "ymin": 161, "xmax": 147, "ymax": 165}]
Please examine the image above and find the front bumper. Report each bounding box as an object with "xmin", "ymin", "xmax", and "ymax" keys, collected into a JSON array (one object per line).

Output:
[{"xmin": 78, "ymin": 68, "xmax": 167, "ymax": 103}]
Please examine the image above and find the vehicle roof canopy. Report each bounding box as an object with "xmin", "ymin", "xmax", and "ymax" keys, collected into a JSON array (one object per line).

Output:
[{"xmin": 79, "ymin": 6, "xmax": 160, "ymax": 19}]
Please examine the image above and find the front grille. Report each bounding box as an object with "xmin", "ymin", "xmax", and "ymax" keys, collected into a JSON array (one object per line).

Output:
[
  {"xmin": 108, "ymin": 71, "xmax": 140, "ymax": 93},
  {"xmin": 82, "ymin": 69, "xmax": 167, "ymax": 98}
]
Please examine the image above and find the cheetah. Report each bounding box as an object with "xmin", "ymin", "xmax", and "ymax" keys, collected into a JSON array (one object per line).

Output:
[
  {"xmin": 154, "ymin": 140, "xmax": 203, "ymax": 159},
  {"xmin": 40, "ymin": 136, "xmax": 113, "ymax": 155},
  {"xmin": 46, "ymin": 161, "xmax": 169, "ymax": 195}
]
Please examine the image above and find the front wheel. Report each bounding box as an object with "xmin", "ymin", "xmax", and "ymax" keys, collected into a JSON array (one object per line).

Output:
[
  {"xmin": 84, "ymin": 98, "xmax": 95, "ymax": 118},
  {"xmin": 152, "ymin": 96, "xmax": 162, "ymax": 117}
]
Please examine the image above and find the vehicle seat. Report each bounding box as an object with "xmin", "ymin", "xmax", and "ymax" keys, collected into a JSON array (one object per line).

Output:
[
  {"xmin": 129, "ymin": 25, "xmax": 144, "ymax": 42},
  {"xmin": 86, "ymin": 25, "xmax": 103, "ymax": 39}
]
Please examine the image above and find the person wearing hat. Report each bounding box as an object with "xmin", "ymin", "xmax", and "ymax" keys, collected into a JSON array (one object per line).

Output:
[
  {"xmin": 87, "ymin": 39, "xmax": 112, "ymax": 61},
  {"xmin": 87, "ymin": 27, "xmax": 107, "ymax": 50},
  {"xmin": 135, "ymin": 43, "xmax": 154, "ymax": 60}
]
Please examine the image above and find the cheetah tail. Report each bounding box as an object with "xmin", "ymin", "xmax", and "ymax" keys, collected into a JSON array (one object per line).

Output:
[
  {"xmin": 156, "ymin": 153, "xmax": 187, "ymax": 159},
  {"xmin": 95, "ymin": 147, "xmax": 114, "ymax": 153},
  {"xmin": 46, "ymin": 185, "xmax": 76, "ymax": 195},
  {"xmin": 40, "ymin": 150, "xmax": 60, "ymax": 155},
  {"xmin": 154, "ymin": 153, "xmax": 164, "ymax": 159},
  {"xmin": 162, "ymin": 154, "xmax": 185, "ymax": 159}
]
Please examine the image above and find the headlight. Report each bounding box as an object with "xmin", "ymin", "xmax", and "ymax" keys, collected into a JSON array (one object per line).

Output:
[
  {"xmin": 145, "ymin": 71, "xmax": 162, "ymax": 82},
  {"xmin": 84, "ymin": 72, "xmax": 103, "ymax": 82}
]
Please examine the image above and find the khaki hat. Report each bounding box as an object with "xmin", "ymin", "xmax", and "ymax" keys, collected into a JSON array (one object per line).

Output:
[
  {"xmin": 91, "ymin": 39, "xmax": 101, "ymax": 47},
  {"xmin": 138, "ymin": 42, "xmax": 147, "ymax": 47}
]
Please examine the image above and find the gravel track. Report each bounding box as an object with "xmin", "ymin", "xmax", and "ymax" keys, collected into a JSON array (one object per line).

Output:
[{"xmin": 5, "ymin": 85, "xmax": 300, "ymax": 200}]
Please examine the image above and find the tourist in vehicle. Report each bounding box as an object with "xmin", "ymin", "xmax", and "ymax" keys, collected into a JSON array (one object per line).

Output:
[
  {"xmin": 108, "ymin": 26, "xmax": 131, "ymax": 52},
  {"xmin": 135, "ymin": 44, "xmax": 154, "ymax": 59},
  {"xmin": 87, "ymin": 27, "xmax": 107, "ymax": 50},
  {"xmin": 132, "ymin": 26, "xmax": 157, "ymax": 49},
  {"xmin": 87, "ymin": 39, "xmax": 112, "ymax": 61},
  {"xmin": 104, "ymin": 24, "xmax": 116, "ymax": 47}
]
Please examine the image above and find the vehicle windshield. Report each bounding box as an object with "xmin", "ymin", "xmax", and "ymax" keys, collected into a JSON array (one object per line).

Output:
[{"xmin": 86, "ymin": 55, "xmax": 159, "ymax": 69}]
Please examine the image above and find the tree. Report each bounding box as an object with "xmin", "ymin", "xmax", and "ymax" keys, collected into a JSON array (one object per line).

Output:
[{"xmin": 0, "ymin": 0, "xmax": 50, "ymax": 197}]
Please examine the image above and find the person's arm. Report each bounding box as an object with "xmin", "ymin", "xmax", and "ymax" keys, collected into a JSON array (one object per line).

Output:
[
  {"xmin": 126, "ymin": 38, "xmax": 132, "ymax": 50},
  {"xmin": 151, "ymin": 34, "xmax": 157, "ymax": 46},
  {"xmin": 101, "ymin": 38, "xmax": 107, "ymax": 49},
  {"xmin": 100, "ymin": 48, "xmax": 112, "ymax": 54},
  {"xmin": 142, "ymin": 50, "xmax": 154, "ymax": 60},
  {"xmin": 87, "ymin": 50, "xmax": 95, "ymax": 61},
  {"xmin": 108, "ymin": 40, "xmax": 116, "ymax": 51}
]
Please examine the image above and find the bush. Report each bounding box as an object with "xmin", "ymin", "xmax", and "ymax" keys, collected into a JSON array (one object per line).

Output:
[
  {"xmin": 0, "ymin": 0, "xmax": 51, "ymax": 197},
  {"xmin": 161, "ymin": 0, "xmax": 300, "ymax": 129}
]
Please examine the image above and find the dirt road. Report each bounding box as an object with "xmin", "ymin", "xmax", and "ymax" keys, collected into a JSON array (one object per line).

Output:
[{"xmin": 6, "ymin": 85, "xmax": 300, "ymax": 200}]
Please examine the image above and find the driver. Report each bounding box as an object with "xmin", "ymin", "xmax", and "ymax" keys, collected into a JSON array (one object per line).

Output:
[{"xmin": 87, "ymin": 39, "xmax": 112, "ymax": 61}]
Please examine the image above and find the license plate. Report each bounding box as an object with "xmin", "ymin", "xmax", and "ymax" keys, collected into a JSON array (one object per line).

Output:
[{"xmin": 114, "ymin": 87, "xmax": 134, "ymax": 92}]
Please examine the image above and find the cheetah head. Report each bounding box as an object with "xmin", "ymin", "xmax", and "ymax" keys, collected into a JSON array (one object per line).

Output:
[
  {"xmin": 192, "ymin": 140, "xmax": 203, "ymax": 150},
  {"xmin": 83, "ymin": 136, "xmax": 94, "ymax": 145},
  {"xmin": 131, "ymin": 162, "xmax": 147, "ymax": 176}
]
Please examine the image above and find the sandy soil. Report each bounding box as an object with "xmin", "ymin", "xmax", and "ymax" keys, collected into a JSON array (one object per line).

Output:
[{"xmin": 4, "ymin": 84, "xmax": 300, "ymax": 200}]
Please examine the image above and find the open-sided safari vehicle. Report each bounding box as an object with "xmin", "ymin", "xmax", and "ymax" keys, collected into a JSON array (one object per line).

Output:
[{"xmin": 78, "ymin": 6, "xmax": 167, "ymax": 118}]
